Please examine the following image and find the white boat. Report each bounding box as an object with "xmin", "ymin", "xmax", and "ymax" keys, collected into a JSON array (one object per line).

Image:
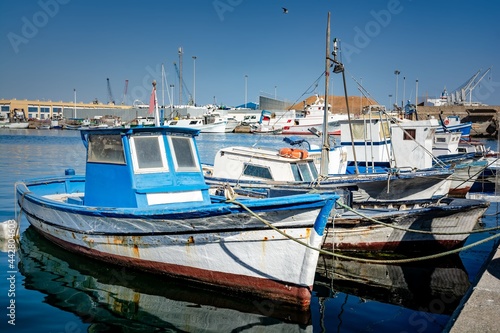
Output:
[
  {"xmin": 3, "ymin": 121, "xmax": 29, "ymax": 129},
  {"xmin": 63, "ymin": 118, "xmax": 91, "ymax": 130},
  {"xmin": 251, "ymin": 95, "xmax": 348, "ymax": 135},
  {"xmin": 281, "ymin": 96, "xmax": 348, "ymax": 135},
  {"xmin": 326, "ymin": 197, "xmax": 489, "ymax": 252},
  {"xmin": 15, "ymin": 125, "xmax": 339, "ymax": 309},
  {"xmin": 203, "ymin": 144, "xmax": 453, "ymax": 203},
  {"xmin": 340, "ymin": 115, "xmax": 487, "ymax": 197},
  {"xmin": 225, "ymin": 116, "xmax": 240, "ymax": 133},
  {"xmin": 0, "ymin": 108, "xmax": 29, "ymax": 128},
  {"xmin": 202, "ymin": 144, "xmax": 489, "ymax": 252},
  {"xmin": 165, "ymin": 112, "xmax": 228, "ymax": 133}
]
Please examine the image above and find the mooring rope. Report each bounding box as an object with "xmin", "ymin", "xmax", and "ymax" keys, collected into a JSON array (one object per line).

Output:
[
  {"xmin": 336, "ymin": 201, "xmax": 500, "ymax": 235},
  {"xmin": 225, "ymin": 190, "xmax": 500, "ymax": 264}
]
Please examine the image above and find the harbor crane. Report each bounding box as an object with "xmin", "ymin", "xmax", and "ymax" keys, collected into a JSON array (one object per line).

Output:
[
  {"xmin": 121, "ymin": 79, "xmax": 129, "ymax": 105},
  {"xmin": 450, "ymin": 67, "xmax": 492, "ymax": 105},
  {"xmin": 106, "ymin": 78, "xmax": 115, "ymax": 105}
]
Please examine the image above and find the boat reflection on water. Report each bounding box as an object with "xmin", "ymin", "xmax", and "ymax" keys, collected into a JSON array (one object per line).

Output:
[
  {"xmin": 19, "ymin": 227, "xmax": 312, "ymax": 331},
  {"xmin": 315, "ymin": 254, "xmax": 471, "ymax": 315}
]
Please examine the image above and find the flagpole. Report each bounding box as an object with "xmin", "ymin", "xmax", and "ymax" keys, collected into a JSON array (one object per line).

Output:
[{"xmin": 152, "ymin": 80, "xmax": 160, "ymax": 126}]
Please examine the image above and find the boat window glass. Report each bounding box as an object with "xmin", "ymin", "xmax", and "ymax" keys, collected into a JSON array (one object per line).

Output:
[
  {"xmin": 242, "ymin": 163, "xmax": 273, "ymax": 180},
  {"xmin": 169, "ymin": 136, "xmax": 199, "ymax": 171},
  {"xmin": 351, "ymin": 123, "xmax": 365, "ymax": 140},
  {"xmin": 403, "ymin": 129, "xmax": 416, "ymax": 140},
  {"xmin": 435, "ymin": 137, "xmax": 446, "ymax": 143},
  {"xmin": 88, "ymin": 134, "xmax": 126, "ymax": 164},
  {"xmin": 308, "ymin": 161, "xmax": 318, "ymax": 179},
  {"xmin": 380, "ymin": 122, "xmax": 391, "ymax": 139},
  {"xmin": 291, "ymin": 164, "xmax": 301, "ymax": 181},
  {"xmin": 130, "ymin": 135, "xmax": 169, "ymax": 173},
  {"xmin": 298, "ymin": 163, "xmax": 313, "ymax": 182}
]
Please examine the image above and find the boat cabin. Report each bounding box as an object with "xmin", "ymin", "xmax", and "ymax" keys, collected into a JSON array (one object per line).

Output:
[
  {"xmin": 80, "ymin": 127, "xmax": 210, "ymax": 208},
  {"xmin": 340, "ymin": 116, "xmax": 441, "ymax": 171},
  {"xmin": 207, "ymin": 146, "xmax": 318, "ymax": 182},
  {"xmin": 432, "ymin": 132, "xmax": 462, "ymax": 157}
]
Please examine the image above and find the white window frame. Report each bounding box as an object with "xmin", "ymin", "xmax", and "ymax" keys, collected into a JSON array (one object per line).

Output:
[
  {"xmin": 167, "ymin": 135, "xmax": 200, "ymax": 172},
  {"xmin": 130, "ymin": 134, "xmax": 169, "ymax": 174}
]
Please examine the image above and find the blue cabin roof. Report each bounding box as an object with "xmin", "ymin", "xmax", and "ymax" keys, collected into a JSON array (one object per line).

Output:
[{"xmin": 79, "ymin": 126, "xmax": 211, "ymax": 209}]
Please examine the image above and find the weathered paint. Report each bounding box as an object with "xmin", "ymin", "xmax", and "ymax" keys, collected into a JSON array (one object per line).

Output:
[
  {"xmin": 324, "ymin": 202, "xmax": 489, "ymax": 252},
  {"xmin": 39, "ymin": 228, "xmax": 315, "ymax": 310}
]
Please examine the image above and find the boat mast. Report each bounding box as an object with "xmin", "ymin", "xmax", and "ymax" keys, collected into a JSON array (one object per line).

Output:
[
  {"xmin": 153, "ymin": 80, "xmax": 160, "ymax": 126},
  {"xmin": 319, "ymin": 12, "xmax": 331, "ymax": 177}
]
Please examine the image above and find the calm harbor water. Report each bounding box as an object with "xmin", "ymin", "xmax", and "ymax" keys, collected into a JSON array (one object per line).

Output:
[{"xmin": 0, "ymin": 129, "xmax": 499, "ymax": 333}]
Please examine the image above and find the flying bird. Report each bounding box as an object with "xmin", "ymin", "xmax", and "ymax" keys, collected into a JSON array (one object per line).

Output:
[{"xmin": 282, "ymin": 7, "xmax": 288, "ymax": 14}]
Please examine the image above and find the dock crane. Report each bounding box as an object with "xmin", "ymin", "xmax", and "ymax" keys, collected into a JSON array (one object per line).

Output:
[
  {"xmin": 121, "ymin": 79, "xmax": 129, "ymax": 105},
  {"xmin": 450, "ymin": 67, "xmax": 492, "ymax": 105},
  {"xmin": 107, "ymin": 78, "xmax": 115, "ymax": 105}
]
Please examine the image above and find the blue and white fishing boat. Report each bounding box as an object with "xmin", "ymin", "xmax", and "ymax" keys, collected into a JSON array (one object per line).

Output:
[
  {"xmin": 15, "ymin": 124, "xmax": 339, "ymax": 309},
  {"xmin": 436, "ymin": 114, "xmax": 472, "ymax": 139}
]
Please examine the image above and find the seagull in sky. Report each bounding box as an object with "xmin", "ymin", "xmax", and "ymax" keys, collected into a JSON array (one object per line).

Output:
[{"xmin": 282, "ymin": 7, "xmax": 288, "ymax": 14}]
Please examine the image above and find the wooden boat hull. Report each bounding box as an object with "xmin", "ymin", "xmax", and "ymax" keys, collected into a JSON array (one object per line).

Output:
[
  {"xmin": 448, "ymin": 160, "xmax": 488, "ymax": 197},
  {"xmin": 19, "ymin": 227, "xmax": 313, "ymax": 326},
  {"xmin": 323, "ymin": 198, "xmax": 489, "ymax": 252},
  {"xmin": 16, "ymin": 176, "xmax": 337, "ymax": 309}
]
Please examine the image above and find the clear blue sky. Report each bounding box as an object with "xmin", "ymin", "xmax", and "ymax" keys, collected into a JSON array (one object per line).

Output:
[{"xmin": 1, "ymin": 0, "xmax": 499, "ymax": 108}]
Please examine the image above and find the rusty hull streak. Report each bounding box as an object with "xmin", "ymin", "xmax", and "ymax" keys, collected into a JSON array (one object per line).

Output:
[{"xmin": 36, "ymin": 228, "xmax": 314, "ymax": 311}]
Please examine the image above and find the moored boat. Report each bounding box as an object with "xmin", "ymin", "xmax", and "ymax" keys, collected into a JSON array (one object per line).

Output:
[
  {"xmin": 165, "ymin": 111, "xmax": 229, "ymax": 133},
  {"xmin": 15, "ymin": 125, "xmax": 339, "ymax": 309},
  {"xmin": 324, "ymin": 197, "xmax": 489, "ymax": 252},
  {"xmin": 19, "ymin": 226, "xmax": 313, "ymax": 328},
  {"xmin": 251, "ymin": 95, "xmax": 348, "ymax": 135}
]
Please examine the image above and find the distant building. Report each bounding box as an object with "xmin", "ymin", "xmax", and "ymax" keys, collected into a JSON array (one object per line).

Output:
[{"xmin": 0, "ymin": 98, "xmax": 145, "ymax": 122}]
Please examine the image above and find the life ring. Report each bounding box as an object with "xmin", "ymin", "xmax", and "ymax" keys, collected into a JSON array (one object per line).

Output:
[
  {"xmin": 444, "ymin": 119, "xmax": 450, "ymax": 125},
  {"xmin": 279, "ymin": 148, "xmax": 309, "ymax": 159}
]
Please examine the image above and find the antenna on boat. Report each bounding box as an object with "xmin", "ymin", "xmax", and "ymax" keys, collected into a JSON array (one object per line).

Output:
[
  {"xmin": 328, "ymin": 36, "xmax": 359, "ymax": 174},
  {"xmin": 319, "ymin": 12, "xmax": 331, "ymax": 177}
]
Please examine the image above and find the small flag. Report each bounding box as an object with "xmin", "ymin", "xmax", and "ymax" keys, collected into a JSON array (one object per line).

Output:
[{"xmin": 148, "ymin": 86, "xmax": 156, "ymax": 114}]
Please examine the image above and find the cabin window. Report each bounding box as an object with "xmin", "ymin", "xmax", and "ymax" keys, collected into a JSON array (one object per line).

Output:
[
  {"xmin": 169, "ymin": 136, "xmax": 199, "ymax": 171},
  {"xmin": 308, "ymin": 161, "xmax": 318, "ymax": 179},
  {"xmin": 290, "ymin": 162, "xmax": 316, "ymax": 182},
  {"xmin": 435, "ymin": 137, "xmax": 446, "ymax": 143},
  {"xmin": 88, "ymin": 134, "xmax": 126, "ymax": 164},
  {"xmin": 242, "ymin": 163, "xmax": 273, "ymax": 180},
  {"xmin": 380, "ymin": 122, "xmax": 391, "ymax": 139},
  {"xmin": 130, "ymin": 135, "xmax": 169, "ymax": 173},
  {"xmin": 403, "ymin": 129, "xmax": 416, "ymax": 140},
  {"xmin": 298, "ymin": 163, "xmax": 314, "ymax": 182}
]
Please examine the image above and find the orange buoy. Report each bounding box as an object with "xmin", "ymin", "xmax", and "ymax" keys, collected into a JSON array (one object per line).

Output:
[
  {"xmin": 279, "ymin": 147, "xmax": 293, "ymax": 158},
  {"xmin": 279, "ymin": 148, "xmax": 308, "ymax": 159}
]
